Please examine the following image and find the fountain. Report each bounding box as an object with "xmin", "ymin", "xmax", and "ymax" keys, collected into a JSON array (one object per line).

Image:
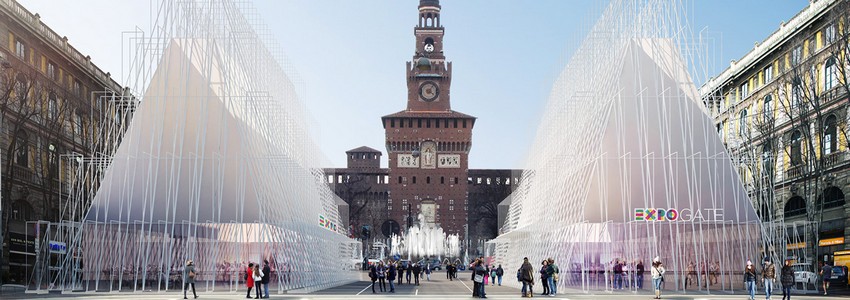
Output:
[{"xmin": 390, "ymin": 213, "xmax": 461, "ymax": 261}]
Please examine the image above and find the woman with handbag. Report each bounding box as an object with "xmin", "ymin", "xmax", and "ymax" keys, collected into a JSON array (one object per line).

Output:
[
  {"xmin": 651, "ymin": 257, "xmax": 665, "ymax": 299},
  {"xmin": 474, "ymin": 259, "xmax": 487, "ymax": 298},
  {"xmin": 183, "ymin": 260, "xmax": 197, "ymax": 299},
  {"xmin": 377, "ymin": 262, "xmax": 387, "ymax": 292},
  {"xmin": 252, "ymin": 264, "xmax": 264, "ymax": 299}
]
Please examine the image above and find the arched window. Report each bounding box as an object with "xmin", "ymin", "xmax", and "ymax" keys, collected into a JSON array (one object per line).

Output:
[
  {"xmin": 819, "ymin": 186, "xmax": 846, "ymax": 210},
  {"xmin": 14, "ymin": 130, "xmax": 28, "ymax": 167},
  {"xmin": 763, "ymin": 95, "xmax": 772, "ymax": 121},
  {"xmin": 784, "ymin": 196, "xmax": 806, "ymax": 219},
  {"xmin": 739, "ymin": 109, "xmax": 748, "ymax": 137},
  {"xmin": 790, "ymin": 130, "xmax": 803, "ymax": 166},
  {"xmin": 11, "ymin": 200, "xmax": 34, "ymax": 221},
  {"xmin": 824, "ymin": 115, "xmax": 837, "ymax": 155},
  {"xmin": 48, "ymin": 143, "xmax": 59, "ymax": 178},
  {"xmin": 824, "ymin": 57, "xmax": 838, "ymax": 91},
  {"xmin": 791, "ymin": 77, "xmax": 802, "ymax": 109},
  {"xmin": 762, "ymin": 142, "xmax": 773, "ymax": 177}
]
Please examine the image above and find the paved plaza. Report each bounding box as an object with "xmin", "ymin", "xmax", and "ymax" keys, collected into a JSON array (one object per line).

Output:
[{"xmin": 3, "ymin": 273, "xmax": 848, "ymax": 299}]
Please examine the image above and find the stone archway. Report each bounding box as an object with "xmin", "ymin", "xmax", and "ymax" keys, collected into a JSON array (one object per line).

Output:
[
  {"xmin": 818, "ymin": 186, "xmax": 846, "ymax": 210},
  {"xmin": 784, "ymin": 196, "xmax": 806, "ymax": 219}
]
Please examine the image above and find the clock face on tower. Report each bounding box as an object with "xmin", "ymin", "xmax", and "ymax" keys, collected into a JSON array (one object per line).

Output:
[{"xmin": 419, "ymin": 81, "xmax": 439, "ymax": 102}]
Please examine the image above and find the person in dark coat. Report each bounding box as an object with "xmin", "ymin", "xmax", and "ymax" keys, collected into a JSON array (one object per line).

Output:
[
  {"xmin": 471, "ymin": 259, "xmax": 480, "ymax": 297},
  {"xmin": 780, "ymin": 260, "xmax": 795, "ymax": 300},
  {"xmin": 495, "ymin": 265, "xmax": 504, "ymax": 286},
  {"xmin": 369, "ymin": 264, "xmax": 378, "ymax": 293},
  {"xmin": 406, "ymin": 263, "xmax": 413, "ymax": 284},
  {"xmin": 412, "ymin": 263, "xmax": 422, "ymax": 285},
  {"xmin": 397, "ymin": 264, "xmax": 404, "ymax": 285},
  {"xmin": 474, "ymin": 259, "xmax": 487, "ymax": 298},
  {"xmin": 261, "ymin": 260, "xmax": 271, "ymax": 298},
  {"xmin": 183, "ymin": 260, "xmax": 197, "ymax": 299},
  {"xmin": 387, "ymin": 261, "xmax": 397, "ymax": 293},
  {"xmin": 520, "ymin": 257, "xmax": 535, "ymax": 297}
]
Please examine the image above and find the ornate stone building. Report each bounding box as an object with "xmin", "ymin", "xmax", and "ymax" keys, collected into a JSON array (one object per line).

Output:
[
  {"xmin": 0, "ymin": 0, "xmax": 132, "ymax": 283},
  {"xmin": 701, "ymin": 0, "xmax": 850, "ymax": 266}
]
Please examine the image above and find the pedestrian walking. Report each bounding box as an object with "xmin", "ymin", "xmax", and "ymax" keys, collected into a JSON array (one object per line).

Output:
[
  {"xmin": 412, "ymin": 263, "xmax": 422, "ymax": 285},
  {"xmin": 183, "ymin": 260, "xmax": 198, "ymax": 299},
  {"xmin": 369, "ymin": 263, "xmax": 378, "ymax": 293},
  {"xmin": 780, "ymin": 260, "xmax": 794, "ymax": 300},
  {"xmin": 486, "ymin": 265, "xmax": 492, "ymax": 286},
  {"xmin": 447, "ymin": 263, "xmax": 452, "ymax": 280},
  {"xmin": 539, "ymin": 260, "xmax": 549, "ymax": 295},
  {"xmin": 261, "ymin": 260, "xmax": 271, "ymax": 298},
  {"xmin": 252, "ymin": 264, "xmax": 263, "ymax": 299},
  {"xmin": 520, "ymin": 257, "xmax": 535, "ymax": 297},
  {"xmin": 651, "ymin": 257, "xmax": 665, "ymax": 299},
  {"xmin": 245, "ymin": 263, "xmax": 255, "ymax": 299},
  {"xmin": 763, "ymin": 257, "xmax": 776, "ymax": 300},
  {"xmin": 377, "ymin": 262, "xmax": 387, "ymax": 292},
  {"xmin": 820, "ymin": 261, "xmax": 832, "ymax": 296},
  {"xmin": 387, "ymin": 261, "xmax": 397, "ymax": 293},
  {"xmin": 635, "ymin": 260, "xmax": 645, "ymax": 289},
  {"xmin": 496, "ymin": 264, "xmax": 504, "ymax": 286},
  {"xmin": 490, "ymin": 267, "xmax": 497, "ymax": 286},
  {"xmin": 745, "ymin": 260, "xmax": 757, "ymax": 300},
  {"xmin": 406, "ymin": 262, "xmax": 412, "ymax": 284},
  {"xmin": 425, "ymin": 263, "xmax": 432, "ymax": 281}
]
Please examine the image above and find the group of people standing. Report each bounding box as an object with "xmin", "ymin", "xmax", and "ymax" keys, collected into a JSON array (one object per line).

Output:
[
  {"xmin": 470, "ymin": 257, "xmax": 505, "ymax": 298},
  {"xmin": 244, "ymin": 260, "xmax": 271, "ymax": 299},
  {"xmin": 517, "ymin": 257, "xmax": 559, "ymax": 298},
  {"xmin": 368, "ymin": 260, "xmax": 433, "ymax": 293}
]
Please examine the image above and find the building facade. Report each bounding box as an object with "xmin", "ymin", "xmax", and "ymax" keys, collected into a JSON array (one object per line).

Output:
[
  {"xmin": 700, "ymin": 0, "xmax": 850, "ymax": 266},
  {"xmin": 325, "ymin": 146, "xmax": 521, "ymax": 257},
  {"xmin": 0, "ymin": 0, "xmax": 131, "ymax": 283}
]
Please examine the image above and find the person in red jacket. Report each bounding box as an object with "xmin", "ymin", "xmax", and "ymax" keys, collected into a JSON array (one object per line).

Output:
[{"xmin": 246, "ymin": 263, "xmax": 255, "ymax": 298}]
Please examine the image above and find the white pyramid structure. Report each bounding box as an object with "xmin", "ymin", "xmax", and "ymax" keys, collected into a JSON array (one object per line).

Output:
[
  {"xmin": 55, "ymin": 1, "xmax": 359, "ymax": 293},
  {"xmin": 492, "ymin": 0, "xmax": 762, "ymax": 293}
]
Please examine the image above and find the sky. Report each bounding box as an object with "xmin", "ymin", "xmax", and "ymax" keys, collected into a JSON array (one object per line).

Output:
[{"xmin": 17, "ymin": 0, "xmax": 807, "ymax": 169}]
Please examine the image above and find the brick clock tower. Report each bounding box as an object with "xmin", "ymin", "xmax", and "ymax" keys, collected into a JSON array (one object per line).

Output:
[{"xmin": 382, "ymin": 0, "xmax": 475, "ymax": 238}]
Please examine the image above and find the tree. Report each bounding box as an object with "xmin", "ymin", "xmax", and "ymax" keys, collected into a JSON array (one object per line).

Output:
[{"xmin": 775, "ymin": 33, "xmax": 831, "ymax": 264}]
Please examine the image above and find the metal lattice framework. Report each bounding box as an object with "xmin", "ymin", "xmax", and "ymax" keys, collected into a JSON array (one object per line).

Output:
[
  {"xmin": 491, "ymin": 0, "xmax": 769, "ymax": 293},
  {"xmin": 35, "ymin": 0, "xmax": 359, "ymax": 294}
]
